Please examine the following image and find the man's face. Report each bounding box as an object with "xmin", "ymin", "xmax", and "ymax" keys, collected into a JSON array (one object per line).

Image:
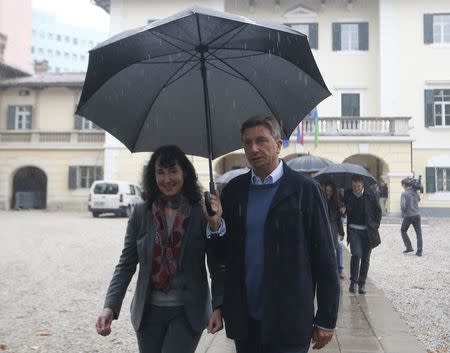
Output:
[
  {"xmin": 351, "ymin": 180, "xmax": 364, "ymax": 194},
  {"xmin": 242, "ymin": 125, "xmax": 282, "ymax": 177}
]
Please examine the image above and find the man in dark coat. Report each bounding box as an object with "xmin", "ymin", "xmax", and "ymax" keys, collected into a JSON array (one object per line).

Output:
[
  {"xmin": 344, "ymin": 174, "xmax": 382, "ymax": 294},
  {"xmin": 204, "ymin": 115, "xmax": 339, "ymax": 353}
]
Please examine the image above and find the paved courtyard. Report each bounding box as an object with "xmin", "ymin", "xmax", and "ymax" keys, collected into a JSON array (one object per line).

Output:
[{"xmin": 1, "ymin": 211, "xmax": 445, "ymax": 352}]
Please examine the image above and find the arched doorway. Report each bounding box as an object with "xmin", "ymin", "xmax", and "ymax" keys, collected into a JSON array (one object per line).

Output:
[
  {"xmin": 12, "ymin": 166, "xmax": 47, "ymax": 209},
  {"xmin": 343, "ymin": 154, "xmax": 389, "ymax": 181},
  {"xmin": 214, "ymin": 153, "xmax": 248, "ymax": 175}
]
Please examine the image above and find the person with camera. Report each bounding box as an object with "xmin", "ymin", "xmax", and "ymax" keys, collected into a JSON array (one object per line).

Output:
[{"xmin": 400, "ymin": 178, "xmax": 423, "ymax": 257}]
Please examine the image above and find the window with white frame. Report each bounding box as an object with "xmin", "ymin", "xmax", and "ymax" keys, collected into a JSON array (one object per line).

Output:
[
  {"xmin": 79, "ymin": 166, "xmax": 95, "ymax": 188},
  {"xmin": 7, "ymin": 106, "xmax": 32, "ymax": 130},
  {"xmin": 425, "ymin": 14, "xmax": 450, "ymax": 44},
  {"xmin": 426, "ymin": 167, "xmax": 450, "ymax": 193},
  {"xmin": 68, "ymin": 166, "xmax": 103, "ymax": 189},
  {"xmin": 341, "ymin": 24, "xmax": 359, "ymax": 51},
  {"xmin": 425, "ymin": 89, "xmax": 450, "ymax": 127}
]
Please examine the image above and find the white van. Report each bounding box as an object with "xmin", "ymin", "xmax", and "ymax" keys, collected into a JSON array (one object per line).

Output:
[{"xmin": 88, "ymin": 180, "xmax": 143, "ymax": 218}]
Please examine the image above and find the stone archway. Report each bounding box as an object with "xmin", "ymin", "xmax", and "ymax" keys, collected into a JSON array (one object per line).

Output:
[
  {"xmin": 214, "ymin": 153, "xmax": 248, "ymax": 175},
  {"xmin": 12, "ymin": 166, "xmax": 47, "ymax": 209},
  {"xmin": 343, "ymin": 154, "xmax": 390, "ymax": 181}
]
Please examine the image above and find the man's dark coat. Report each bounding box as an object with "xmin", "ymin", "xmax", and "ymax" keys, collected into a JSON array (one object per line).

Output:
[{"xmin": 218, "ymin": 164, "xmax": 339, "ymax": 346}]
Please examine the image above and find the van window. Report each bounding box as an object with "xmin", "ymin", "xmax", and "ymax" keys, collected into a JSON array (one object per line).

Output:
[
  {"xmin": 94, "ymin": 183, "xmax": 119, "ymax": 194},
  {"xmin": 129, "ymin": 185, "xmax": 136, "ymax": 195}
]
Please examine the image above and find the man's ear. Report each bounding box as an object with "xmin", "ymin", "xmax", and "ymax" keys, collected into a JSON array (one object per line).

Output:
[{"xmin": 276, "ymin": 139, "xmax": 283, "ymax": 152}]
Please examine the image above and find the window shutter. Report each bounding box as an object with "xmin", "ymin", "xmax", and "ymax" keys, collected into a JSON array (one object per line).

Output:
[
  {"xmin": 424, "ymin": 89, "xmax": 434, "ymax": 127},
  {"xmin": 358, "ymin": 22, "xmax": 369, "ymax": 50},
  {"xmin": 332, "ymin": 23, "xmax": 341, "ymax": 51},
  {"xmin": 26, "ymin": 105, "xmax": 33, "ymax": 129},
  {"xmin": 94, "ymin": 166, "xmax": 103, "ymax": 181},
  {"xmin": 309, "ymin": 23, "xmax": 318, "ymax": 49},
  {"xmin": 7, "ymin": 106, "xmax": 16, "ymax": 130},
  {"xmin": 74, "ymin": 115, "xmax": 83, "ymax": 129},
  {"xmin": 425, "ymin": 167, "xmax": 436, "ymax": 193},
  {"xmin": 423, "ymin": 14, "xmax": 433, "ymax": 44},
  {"xmin": 68, "ymin": 166, "xmax": 77, "ymax": 190}
]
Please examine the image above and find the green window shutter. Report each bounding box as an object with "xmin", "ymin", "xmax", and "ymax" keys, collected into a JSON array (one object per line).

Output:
[
  {"xmin": 332, "ymin": 23, "xmax": 341, "ymax": 51},
  {"xmin": 359, "ymin": 22, "xmax": 369, "ymax": 50},
  {"xmin": 68, "ymin": 166, "xmax": 78, "ymax": 190},
  {"xmin": 94, "ymin": 166, "xmax": 103, "ymax": 181},
  {"xmin": 7, "ymin": 106, "xmax": 16, "ymax": 130},
  {"xmin": 424, "ymin": 89, "xmax": 435, "ymax": 127},
  {"xmin": 424, "ymin": 14, "xmax": 433, "ymax": 44},
  {"xmin": 425, "ymin": 167, "xmax": 436, "ymax": 193},
  {"xmin": 309, "ymin": 23, "xmax": 318, "ymax": 49},
  {"xmin": 74, "ymin": 115, "xmax": 83, "ymax": 129}
]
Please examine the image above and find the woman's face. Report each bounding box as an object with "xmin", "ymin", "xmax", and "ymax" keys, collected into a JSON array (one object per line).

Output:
[
  {"xmin": 325, "ymin": 185, "xmax": 333, "ymax": 200},
  {"xmin": 155, "ymin": 159, "xmax": 184, "ymax": 197}
]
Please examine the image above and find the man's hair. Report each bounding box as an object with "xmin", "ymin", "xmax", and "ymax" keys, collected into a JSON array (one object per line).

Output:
[
  {"xmin": 240, "ymin": 115, "xmax": 282, "ymax": 141},
  {"xmin": 401, "ymin": 178, "xmax": 411, "ymax": 187},
  {"xmin": 351, "ymin": 174, "xmax": 364, "ymax": 183}
]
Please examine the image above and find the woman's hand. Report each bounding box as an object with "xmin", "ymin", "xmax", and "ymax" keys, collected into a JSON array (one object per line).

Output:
[
  {"xmin": 202, "ymin": 191, "xmax": 223, "ymax": 231},
  {"xmin": 207, "ymin": 308, "xmax": 223, "ymax": 334},
  {"xmin": 96, "ymin": 308, "xmax": 114, "ymax": 336}
]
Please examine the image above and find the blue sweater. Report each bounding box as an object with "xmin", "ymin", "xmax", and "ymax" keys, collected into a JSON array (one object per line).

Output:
[{"xmin": 245, "ymin": 180, "xmax": 281, "ymax": 319}]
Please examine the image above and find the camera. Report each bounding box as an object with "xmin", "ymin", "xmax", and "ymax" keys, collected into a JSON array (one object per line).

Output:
[{"xmin": 409, "ymin": 175, "xmax": 424, "ymax": 194}]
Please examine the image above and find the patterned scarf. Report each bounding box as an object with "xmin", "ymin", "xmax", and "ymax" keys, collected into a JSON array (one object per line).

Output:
[{"xmin": 151, "ymin": 195, "xmax": 191, "ymax": 293}]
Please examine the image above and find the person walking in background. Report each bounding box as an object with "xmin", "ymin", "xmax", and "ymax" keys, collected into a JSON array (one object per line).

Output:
[
  {"xmin": 378, "ymin": 179, "xmax": 389, "ymax": 215},
  {"xmin": 204, "ymin": 115, "xmax": 339, "ymax": 353},
  {"xmin": 344, "ymin": 175, "xmax": 382, "ymax": 295},
  {"xmin": 400, "ymin": 178, "xmax": 423, "ymax": 257},
  {"xmin": 323, "ymin": 180, "xmax": 346, "ymax": 279},
  {"xmin": 95, "ymin": 145, "xmax": 224, "ymax": 353}
]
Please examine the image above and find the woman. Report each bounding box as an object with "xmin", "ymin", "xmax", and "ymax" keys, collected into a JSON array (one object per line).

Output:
[
  {"xmin": 95, "ymin": 145, "xmax": 224, "ymax": 353},
  {"xmin": 323, "ymin": 180, "xmax": 346, "ymax": 279}
]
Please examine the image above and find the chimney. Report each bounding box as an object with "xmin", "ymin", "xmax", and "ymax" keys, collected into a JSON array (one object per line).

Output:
[
  {"xmin": 0, "ymin": 32, "xmax": 7, "ymax": 62},
  {"xmin": 34, "ymin": 59, "xmax": 49, "ymax": 75}
]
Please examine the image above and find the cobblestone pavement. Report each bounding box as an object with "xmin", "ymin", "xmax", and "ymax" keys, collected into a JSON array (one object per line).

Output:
[{"xmin": 1, "ymin": 211, "xmax": 444, "ymax": 352}]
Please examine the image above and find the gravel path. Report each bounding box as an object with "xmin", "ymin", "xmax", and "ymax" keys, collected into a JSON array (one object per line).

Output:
[
  {"xmin": 0, "ymin": 211, "xmax": 448, "ymax": 352},
  {"xmin": 370, "ymin": 219, "xmax": 450, "ymax": 353}
]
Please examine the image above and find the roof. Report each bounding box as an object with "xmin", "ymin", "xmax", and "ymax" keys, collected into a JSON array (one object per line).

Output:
[
  {"xmin": 91, "ymin": 0, "xmax": 110, "ymax": 13},
  {"xmin": 0, "ymin": 72, "xmax": 85, "ymax": 89},
  {"xmin": 0, "ymin": 62, "xmax": 30, "ymax": 80}
]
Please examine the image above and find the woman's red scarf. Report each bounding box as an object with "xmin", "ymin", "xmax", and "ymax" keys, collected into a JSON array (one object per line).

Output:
[{"xmin": 151, "ymin": 195, "xmax": 191, "ymax": 293}]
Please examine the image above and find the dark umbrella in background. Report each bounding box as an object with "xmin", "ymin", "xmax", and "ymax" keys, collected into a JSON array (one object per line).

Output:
[
  {"xmin": 314, "ymin": 163, "xmax": 376, "ymax": 190},
  {"xmin": 75, "ymin": 6, "xmax": 331, "ymax": 213},
  {"xmin": 287, "ymin": 155, "xmax": 334, "ymax": 173}
]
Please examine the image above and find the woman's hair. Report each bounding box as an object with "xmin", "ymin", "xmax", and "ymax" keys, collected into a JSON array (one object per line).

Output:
[
  {"xmin": 143, "ymin": 145, "xmax": 202, "ymax": 208},
  {"xmin": 323, "ymin": 180, "xmax": 341, "ymax": 212}
]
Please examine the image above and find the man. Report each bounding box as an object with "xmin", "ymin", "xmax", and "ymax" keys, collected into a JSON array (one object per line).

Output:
[
  {"xmin": 344, "ymin": 175, "xmax": 382, "ymax": 295},
  {"xmin": 204, "ymin": 115, "xmax": 339, "ymax": 353},
  {"xmin": 378, "ymin": 179, "xmax": 389, "ymax": 216},
  {"xmin": 400, "ymin": 178, "xmax": 423, "ymax": 256}
]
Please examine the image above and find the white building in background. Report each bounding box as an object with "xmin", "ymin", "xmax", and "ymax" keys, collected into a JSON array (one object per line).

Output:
[{"xmin": 30, "ymin": 9, "xmax": 108, "ymax": 73}]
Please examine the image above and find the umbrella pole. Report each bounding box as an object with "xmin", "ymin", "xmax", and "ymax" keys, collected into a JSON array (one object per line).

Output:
[{"xmin": 199, "ymin": 51, "xmax": 215, "ymax": 194}]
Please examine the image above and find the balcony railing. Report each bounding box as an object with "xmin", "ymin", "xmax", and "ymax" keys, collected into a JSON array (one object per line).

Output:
[
  {"xmin": 0, "ymin": 130, "xmax": 105, "ymax": 144},
  {"xmin": 300, "ymin": 116, "xmax": 411, "ymax": 136}
]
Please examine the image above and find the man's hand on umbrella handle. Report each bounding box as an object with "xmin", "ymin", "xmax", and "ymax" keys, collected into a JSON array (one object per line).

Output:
[
  {"xmin": 96, "ymin": 308, "xmax": 114, "ymax": 336},
  {"xmin": 311, "ymin": 326, "xmax": 334, "ymax": 349},
  {"xmin": 203, "ymin": 191, "xmax": 222, "ymax": 230}
]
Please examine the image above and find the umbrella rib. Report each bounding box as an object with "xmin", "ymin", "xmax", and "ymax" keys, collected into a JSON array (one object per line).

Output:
[
  {"xmin": 164, "ymin": 61, "xmax": 201, "ymax": 88},
  {"xmin": 151, "ymin": 30, "xmax": 197, "ymax": 47},
  {"xmin": 151, "ymin": 31, "xmax": 200, "ymax": 59},
  {"xmin": 205, "ymin": 61, "xmax": 247, "ymax": 81},
  {"xmin": 206, "ymin": 23, "xmax": 248, "ymax": 47},
  {"xmin": 131, "ymin": 53, "xmax": 201, "ymax": 151},
  {"xmin": 206, "ymin": 52, "xmax": 266, "ymax": 61},
  {"xmin": 206, "ymin": 52, "xmax": 281, "ymax": 132}
]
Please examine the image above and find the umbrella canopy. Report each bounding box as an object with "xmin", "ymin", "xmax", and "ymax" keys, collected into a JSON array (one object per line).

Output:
[
  {"xmin": 215, "ymin": 168, "xmax": 250, "ymax": 185},
  {"xmin": 287, "ymin": 155, "xmax": 334, "ymax": 173},
  {"xmin": 314, "ymin": 163, "xmax": 376, "ymax": 190},
  {"xmin": 76, "ymin": 6, "xmax": 330, "ymax": 190}
]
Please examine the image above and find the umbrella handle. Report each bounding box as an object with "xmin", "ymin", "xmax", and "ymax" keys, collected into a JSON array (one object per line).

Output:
[{"xmin": 204, "ymin": 191, "xmax": 216, "ymax": 216}]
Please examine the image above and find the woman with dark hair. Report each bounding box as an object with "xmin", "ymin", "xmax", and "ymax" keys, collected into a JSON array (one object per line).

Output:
[
  {"xmin": 96, "ymin": 145, "xmax": 224, "ymax": 353},
  {"xmin": 323, "ymin": 180, "xmax": 346, "ymax": 279}
]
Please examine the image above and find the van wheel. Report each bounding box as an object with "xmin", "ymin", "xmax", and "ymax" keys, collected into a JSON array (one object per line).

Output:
[{"xmin": 92, "ymin": 212, "xmax": 99, "ymax": 218}]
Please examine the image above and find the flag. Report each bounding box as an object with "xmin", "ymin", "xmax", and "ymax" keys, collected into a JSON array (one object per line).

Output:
[
  {"xmin": 282, "ymin": 139, "xmax": 289, "ymax": 148},
  {"xmin": 310, "ymin": 108, "xmax": 319, "ymax": 147},
  {"xmin": 296, "ymin": 121, "xmax": 304, "ymax": 145}
]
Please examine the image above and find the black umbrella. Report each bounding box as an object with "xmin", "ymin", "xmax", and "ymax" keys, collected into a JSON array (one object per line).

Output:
[
  {"xmin": 76, "ymin": 6, "xmax": 331, "ymax": 201},
  {"xmin": 314, "ymin": 163, "xmax": 376, "ymax": 190},
  {"xmin": 287, "ymin": 155, "xmax": 334, "ymax": 173}
]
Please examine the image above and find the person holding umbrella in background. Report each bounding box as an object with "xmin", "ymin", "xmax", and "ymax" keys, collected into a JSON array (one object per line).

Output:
[
  {"xmin": 344, "ymin": 174, "xmax": 382, "ymax": 294},
  {"xmin": 204, "ymin": 115, "xmax": 339, "ymax": 353},
  {"xmin": 96, "ymin": 145, "xmax": 224, "ymax": 353}
]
